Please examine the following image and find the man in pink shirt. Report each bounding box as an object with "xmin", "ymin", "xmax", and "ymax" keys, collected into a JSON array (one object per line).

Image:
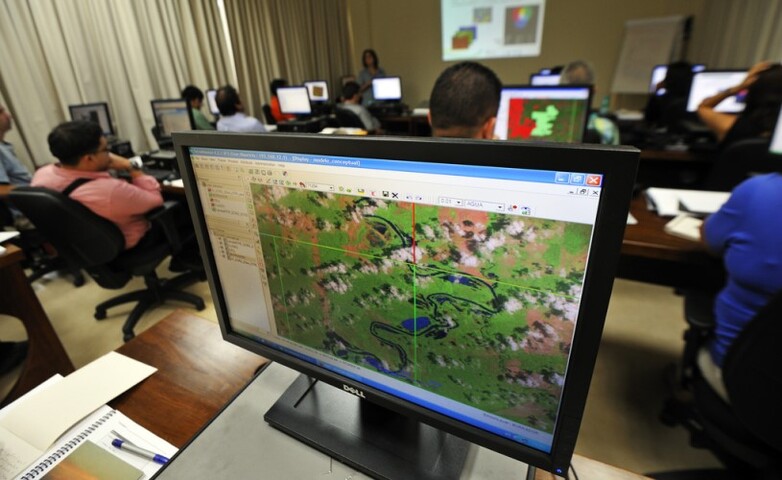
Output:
[{"xmin": 32, "ymin": 121, "xmax": 164, "ymax": 249}]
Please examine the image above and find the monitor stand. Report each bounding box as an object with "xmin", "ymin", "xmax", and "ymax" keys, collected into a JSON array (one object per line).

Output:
[{"xmin": 264, "ymin": 374, "xmax": 471, "ymax": 480}]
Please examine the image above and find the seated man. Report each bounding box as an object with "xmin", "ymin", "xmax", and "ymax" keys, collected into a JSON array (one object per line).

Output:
[
  {"xmin": 560, "ymin": 59, "xmax": 620, "ymax": 145},
  {"xmin": 338, "ymin": 81, "xmax": 382, "ymax": 133},
  {"xmin": 181, "ymin": 85, "xmax": 215, "ymax": 130},
  {"xmin": 428, "ymin": 62, "xmax": 501, "ymax": 139},
  {"xmin": 32, "ymin": 121, "xmax": 164, "ymax": 250},
  {"xmin": 0, "ymin": 104, "xmax": 32, "ymax": 187},
  {"xmin": 215, "ymin": 85, "xmax": 266, "ymax": 133}
]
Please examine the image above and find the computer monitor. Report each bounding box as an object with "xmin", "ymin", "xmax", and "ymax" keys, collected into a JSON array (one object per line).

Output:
[
  {"xmin": 151, "ymin": 99, "xmax": 194, "ymax": 142},
  {"xmin": 686, "ymin": 70, "xmax": 748, "ymax": 113},
  {"xmin": 69, "ymin": 102, "xmax": 115, "ymax": 137},
  {"xmin": 494, "ymin": 85, "xmax": 593, "ymax": 143},
  {"xmin": 530, "ymin": 73, "xmax": 562, "ymax": 86},
  {"xmin": 372, "ymin": 76, "xmax": 402, "ymax": 102},
  {"xmin": 770, "ymin": 106, "xmax": 782, "ymax": 154},
  {"xmin": 173, "ymin": 132, "xmax": 638, "ymax": 478},
  {"xmin": 649, "ymin": 65, "xmax": 668, "ymax": 93},
  {"xmin": 206, "ymin": 89, "xmax": 220, "ymax": 116},
  {"xmin": 277, "ymin": 86, "xmax": 312, "ymax": 116},
  {"xmin": 303, "ymin": 81, "xmax": 329, "ymax": 103}
]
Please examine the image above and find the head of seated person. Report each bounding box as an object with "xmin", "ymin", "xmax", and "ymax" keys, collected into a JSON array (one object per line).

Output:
[
  {"xmin": 216, "ymin": 85, "xmax": 242, "ymax": 117},
  {"xmin": 270, "ymin": 79, "xmax": 287, "ymax": 99},
  {"xmin": 181, "ymin": 85, "xmax": 204, "ymax": 110},
  {"xmin": 740, "ymin": 64, "xmax": 782, "ymax": 137},
  {"xmin": 48, "ymin": 121, "xmax": 111, "ymax": 171},
  {"xmin": 428, "ymin": 61, "xmax": 501, "ymax": 139},
  {"xmin": 560, "ymin": 59, "xmax": 595, "ymax": 86},
  {"xmin": 341, "ymin": 81, "xmax": 361, "ymax": 104}
]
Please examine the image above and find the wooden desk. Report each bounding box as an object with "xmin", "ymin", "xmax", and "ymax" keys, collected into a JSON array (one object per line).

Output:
[
  {"xmin": 0, "ymin": 244, "xmax": 74, "ymax": 407},
  {"xmin": 619, "ymin": 195, "xmax": 725, "ymax": 288},
  {"xmin": 111, "ymin": 310, "xmax": 267, "ymax": 446}
]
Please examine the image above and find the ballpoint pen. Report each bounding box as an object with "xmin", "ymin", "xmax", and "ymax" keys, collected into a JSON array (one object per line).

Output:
[{"xmin": 111, "ymin": 436, "xmax": 170, "ymax": 464}]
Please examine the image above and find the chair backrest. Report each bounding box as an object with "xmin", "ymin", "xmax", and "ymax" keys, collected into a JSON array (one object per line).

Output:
[
  {"xmin": 261, "ymin": 104, "xmax": 276, "ymax": 125},
  {"xmin": 335, "ymin": 107, "xmax": 365, "ymax": 129},
  {"xmin": 703, "ymin": 138, "xmax": 775, "ymax": 191},
  {"xmin": 9, "ymin": 186, "xmax": 130, "ymax": 288},
  {"xmin": 722, "ymin": 290, "xmax": 782, "ymax": 454}
]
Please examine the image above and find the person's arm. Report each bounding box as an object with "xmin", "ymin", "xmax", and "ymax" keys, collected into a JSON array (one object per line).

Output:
[
  {"xmin": 700, "ymin": 179, "xmax": 753, "ymax": 254},
  {"xmin": 109, "ymin": 153, "xmax": 164, "ymax": 211}
]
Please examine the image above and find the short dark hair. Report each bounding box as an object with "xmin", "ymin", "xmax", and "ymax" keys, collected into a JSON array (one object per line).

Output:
[
  {"xmin": 429, "ymin": 62, "xmax": 502, "ymax": 134},
  {"xmin": 48, "ymin": 121, "xmax": 103, "ymax": 166},
  {"xmin": 181, "ymin": 85, "xmax": 204, "ymax": 103},
  {"xmin": 362, "ymin": 49, "xmax": 379, "ymax": 69},
  {"xmin": 270, "ymin": 79, "xmax": 287, "ymax": 97},
  {"xmin": 342, "ymin": 81, "xmax": 360, "ymax": 100},
  {"xmin": 216, "ymin": 85, "xmax": 240, "ymax": 116},
  {"xmin": 742, "ymin": 63, "xmax": 782, "ymax": 137}
]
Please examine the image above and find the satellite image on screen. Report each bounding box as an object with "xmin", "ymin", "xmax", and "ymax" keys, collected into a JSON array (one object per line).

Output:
[
  {"xmin": 252, "ymin": 185, "xmax": 592, "ymax": 433},
  {"xmin": 505, "ymin": 98, "xmax": 588, "ymax": 143}
]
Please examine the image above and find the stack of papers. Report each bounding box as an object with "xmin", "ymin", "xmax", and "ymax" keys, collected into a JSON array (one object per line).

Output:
[
  {"xmin": 645, "ymin": 188, "xmax": 731, "ymax": 217},
  {"xmin": 664, "ymin": 214, "xmax": 703, "ymax": 241}
]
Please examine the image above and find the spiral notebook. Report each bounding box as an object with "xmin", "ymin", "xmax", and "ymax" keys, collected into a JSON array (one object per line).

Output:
[{"xmin": 17, "ymin": 405, "xmax": 176, "ymax": 480}]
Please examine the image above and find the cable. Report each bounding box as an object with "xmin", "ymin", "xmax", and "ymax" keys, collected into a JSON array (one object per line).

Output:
[{"xmin": 569, "ymin": 462, "xmax": 580, "ymax": 480}]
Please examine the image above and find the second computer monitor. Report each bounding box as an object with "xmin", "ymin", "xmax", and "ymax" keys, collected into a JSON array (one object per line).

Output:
[
  {"xmin": 151, "ymin": 99, "xmax": 194, "ymax": 140},
  {"xmin": 530, "ymin": 73, "xmax": 562, "ymax": 86},
  {"xmin": 304, "ymin": 81, "xmax": 329, "ymax": 103},
  {"xmin": 278, "ymin": 86, "xmax": 312, "ymax": 116},
  {"xmin": 494, "ymin": 85, "xmax": 593, "ymax": 143},
  {"xmin": 372, "ymin": 77, "xmax": 402, "ymax": 102},
  {"xmin": 686, "ymin": 70, "xmax": 747, "ymax": 113},
  {"xmin": 206, "ymin": 89, "xmax": 220, "ymax": 116},
  {"xmin": 69, "ymin": 102, "xmax": 115, "ymax": 137}
]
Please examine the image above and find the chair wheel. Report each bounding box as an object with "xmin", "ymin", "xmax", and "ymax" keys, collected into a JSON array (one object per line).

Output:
[
  {"xmin": 95, "ymin": 309, "xmax": 107, "ymax": 320},
  {"xmin": 72, "ymin": 274, "xmax": 86, "ymax": 287},
  {"xmin": 123, "ymin": 332, "xmax": 135, "ymax": 342},
  {"xmin": 196, "ymin": 300, "xmax": 206, "ymax": 311}
]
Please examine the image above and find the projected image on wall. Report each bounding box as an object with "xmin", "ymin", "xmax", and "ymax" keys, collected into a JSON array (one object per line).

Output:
[{"xmin": 442, "ymin": 0, "xmax": 546, "ymax": 61}]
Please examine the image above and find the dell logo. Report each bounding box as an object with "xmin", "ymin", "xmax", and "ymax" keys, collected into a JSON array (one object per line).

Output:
[{"xmin": 343, "ymin": 384, "xmax": 366, "ymax": 399}]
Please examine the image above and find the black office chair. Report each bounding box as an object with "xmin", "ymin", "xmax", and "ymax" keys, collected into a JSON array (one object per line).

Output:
[
  {"xmin": 334, "ymin": 107, "xmax": 366, "ymax": 129},
  {"xmin": 9, "ymin": 187, "xmax": 205, "ymax": 341},
  {"xmin": 702, "ymin": 138, "xmax": 776, "ymax": 192},
  {"xmin": 262, "ymin": 104, "xmax": 277, "ymax": 125},
  {"xmin": 655, "ymin": 290, "xmax": 782, "ymax": 479}
]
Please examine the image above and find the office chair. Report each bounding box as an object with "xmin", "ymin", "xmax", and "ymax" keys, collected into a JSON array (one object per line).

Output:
[
  {"xmin": 262, "ymin": 104, "xmax": 277, "ymax": 125},
  {"xmin": 655, "ymin": 290, "xmax": 782, "ymax": 479},
  {"xmin": 9, "ymin": 187, "xmax": 205, "ymax": 342},
  {"xmin": 335, "ymin": 108, "xmax": 366, "ymax": 129},
  {"xmin": 702, "ymin": 138, "xmax": 776, "ymax": 192},
  {"xmin": 0, "ymin": 198, "xmax": 85, "ymax": 286}
]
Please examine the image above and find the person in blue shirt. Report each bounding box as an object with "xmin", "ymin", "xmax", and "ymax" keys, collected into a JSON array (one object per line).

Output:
[
  {"xmin": 0, "ymin": 104, "xmax": 32, "ymax": 187},
  {"xmin": 215, "ymin": 85, "xmax": 266, "ymax": 133},
  {"xmin": 699, "ymin": 172, "xmax": 782, "ymax": 401}
]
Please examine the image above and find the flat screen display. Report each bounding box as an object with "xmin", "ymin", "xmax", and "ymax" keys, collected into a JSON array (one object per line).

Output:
[
  {"xmin": 649, "ymin": 65, "xmax": 668, "ymax": 93},
  {"xmin": 530, "ymin": 73, "xmax": 561, "ymax": 86},
  {"xmin": 69, "ymin": 102, "xmax": 115, "ymax": 136},
  {"xmin": 206, "ymin": 89, "xmax": 220, "ymax": 116},
  {"xmin": 173, "ymin": 133, "xmax": 638, "ymax": 476},
  {"xmin": 686, "ymin": 70, "xmax": 748, "ymax": 113},
  {"xmin": 304, "ymin": 81, "xmax": 329, "ymax": 103},
  {"xmin": 494, "ymin": 86, "xmax": 592, "ymax": 143},
  {"xmin": 770, "ymin": 106, "xmax": 782, "ymax": 154},
  {"xmin": 151, "ymin": 99, "xmax": 194, "ymax": 139},
  {"xmin": 277, "ymin": 87, "xmax": 312, "ymax": 115},
  {"xmin": 372, "ymin": 77, "xmax": 403, "ymax": 101}
]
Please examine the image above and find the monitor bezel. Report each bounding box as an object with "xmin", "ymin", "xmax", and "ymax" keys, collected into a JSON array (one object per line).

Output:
[
  {"xmin": 173, "ymin": 132, "xmax": 638, "ymax": 475},
  {"xmin": 495, "ymin": 84, "xmax": 594, "ymax": 143},
  {"xmin": 685, "ymin": 69, "xmax": 748, "ymax": 113},
  {"xmin": 205, "ymin": 89, "xmax": 220, "ymax": 116},
  {"xmin": 277, "ymin": 86, "xmax": 313, "ymax": 115},
  {"xmin": 150, "ymin": 98, "xmax": 195, "ymax": 140},
  {"xmin": 303, "ymin": 80, "xmax": 330, "ymax": 103},
  {"xmin": 371, "ymin": 76, "xmax": 403, "ymax": 102},
  {"xmin": 68, "ymin": 102, "xmax": 115, "ymax": 137}
]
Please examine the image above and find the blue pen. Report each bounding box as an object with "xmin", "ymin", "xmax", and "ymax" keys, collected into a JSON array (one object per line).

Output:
[{"xmin": 111, "ymin": 438, "xmax": 169, "ymax": 464}]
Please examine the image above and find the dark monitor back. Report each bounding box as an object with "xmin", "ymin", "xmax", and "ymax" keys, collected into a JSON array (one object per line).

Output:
[{"xmin": 69, "ymin": 102, "xmax": 115, "ymax": 137}]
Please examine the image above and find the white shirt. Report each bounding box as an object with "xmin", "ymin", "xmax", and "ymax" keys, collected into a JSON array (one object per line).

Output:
[{"xmin": 217, "ymin": 112, "xmax": 266, "ymax": 133}]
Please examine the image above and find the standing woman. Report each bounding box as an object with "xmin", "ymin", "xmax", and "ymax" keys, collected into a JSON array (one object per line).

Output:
[{"xmin": 357, "ymin": 49, "xmax": 386, "ymax": 106}]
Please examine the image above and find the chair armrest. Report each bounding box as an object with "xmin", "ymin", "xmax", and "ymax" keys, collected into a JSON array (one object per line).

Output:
[
  {"xmin": 684, "ymin": 290, "xmax": 717, "ymax": 330},
  {"xmin": 146, "ymin": 201, "xmax": 183, "ymax": 254}
]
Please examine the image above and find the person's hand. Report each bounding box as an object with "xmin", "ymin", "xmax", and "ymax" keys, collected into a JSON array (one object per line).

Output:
[
  {"xmin": 108, "ymin": 153, "xmax": 132, "ymax": 171},
  {"xmin": 735, "ymin": 61, "xmax": 775, "ymax": 92}
]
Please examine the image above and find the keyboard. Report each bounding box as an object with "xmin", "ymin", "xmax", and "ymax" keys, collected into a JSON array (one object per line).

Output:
[{"xmin": 143, "ymin": 168, "xmax": 179, "ymax": 182}]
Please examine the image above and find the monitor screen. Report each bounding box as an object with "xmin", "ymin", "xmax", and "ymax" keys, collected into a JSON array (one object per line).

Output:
[
  {"xmin": 649, "ymin": 65, "xmax": 668, "ymax": 93},
  {"xmin": 494, "ymin": 86, "xmax": 593, "ymax": 143},
  {"xmin": 372, "ymin": 77, "xmax": 403, "ymax": 101},
  {"xmin": 151, "ymin": 99, "xmax": 194, "ymax": 140},
  {"xmin": 173, "ymin": 132, "xmax": 638, "ymax": 476},
  {"xmin": 277, "ymin": 87, "xmax": 312, "ymax": 115},
  {"xmin": 770, "ymin": 106, "xmax": 782, "ymax": 154},
  {"xmin": 530, "ymin": 73, "xmax": 562, "ymax": 86},
  {"xmin": 304, "ymin": 81, "xmax": 329, "ymax": 103},
  {"xmin": 206, "ymin": 89, "xmax": 220, "ymax": 116},
  {"xmin": 686, "ymin": 70, "xmax": 748, "ymax": 113},
  {"xmin": 69, "ymin": 102, "xmax": 115, "ymax": 137}
]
